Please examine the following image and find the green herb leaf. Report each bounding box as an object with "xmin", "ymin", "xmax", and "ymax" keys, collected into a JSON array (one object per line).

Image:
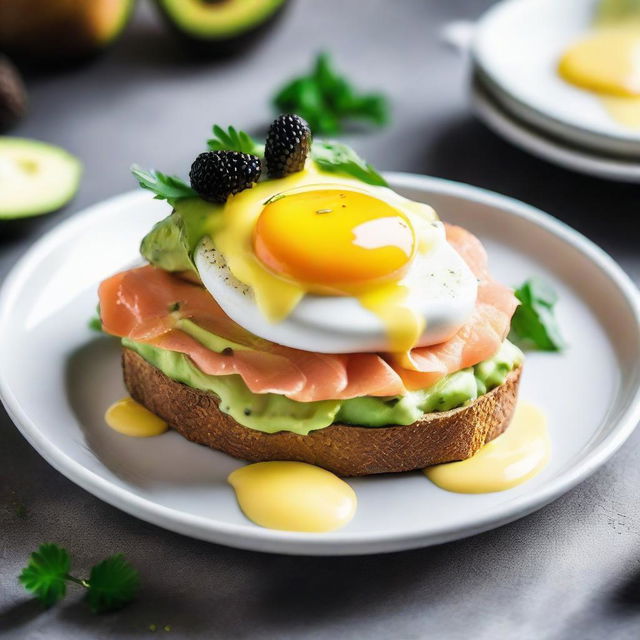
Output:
[
  {"xmin": 273, "ymin": 52, "xmax": 390, "ymax": 135},
  {"xmin": 311, "ymin": 140, "xmax": 387, "ymax": 186},
  {"xmin": 19, "ymin": 544, "xmax": 70, "ymax": 607},
  {"xmin": 207, "ymin": 125, "xmax": 263, "ymax": 156},
  {"xmin": 88, "ymin": 316, "xmax": 102, "ymax": 332},
  {"xmin": 20, "ymin": 545, "xmax": 139, "ymax": 614},
  {"xmin": 88, "ymin": 304, "xmax": 102, "ymax": 333},
  {"xmin": 86, "ymin": 554, "xmax": 139, "ymax": 613},
  {"xmin": 509, "ymin": 277, "xmax": 565, "ymax": 351},
  {"xmin": 131, "ymin": 164, "xmax": 197, "ymax": 202}
]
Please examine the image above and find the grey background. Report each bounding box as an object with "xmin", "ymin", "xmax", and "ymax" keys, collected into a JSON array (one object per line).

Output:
[{"xmin": 1, "ymin": 1, "xmax": 640, "ymax": 638}]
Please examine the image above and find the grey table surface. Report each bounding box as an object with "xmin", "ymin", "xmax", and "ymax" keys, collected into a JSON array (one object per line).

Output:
[{"xmin": 2, "ymin": 1, "xmax": 640, "ymax": 638}]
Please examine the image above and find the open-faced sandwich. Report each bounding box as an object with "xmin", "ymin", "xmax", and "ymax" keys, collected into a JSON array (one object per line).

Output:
[{"xmin": 98, "ymin": 115, "xmax": 522, "ymax": 477}]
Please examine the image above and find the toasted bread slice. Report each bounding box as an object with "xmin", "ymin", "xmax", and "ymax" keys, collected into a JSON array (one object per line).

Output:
[{"xmin": 122, "ymin": 348, "xmax": 522, "ymax": 476}]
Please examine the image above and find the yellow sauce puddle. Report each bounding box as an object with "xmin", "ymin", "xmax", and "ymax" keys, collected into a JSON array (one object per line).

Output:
[
  {"xmin": 424, "ymin": 403, "xmax": 550, "ymax": 493},
  {"xmin": 357, "ymin": 282, "xmax": 425, "ymax": 355},
  {"xmin": 228, "ymin": 461, "xmax": 357, "ymax": 532},
  {"xmin": 105, "ymin": 397, "xmax": 168, "ymax": 437},
  {"xmin": 559, "ymin": 23, "xmax": 640, "ymax": 128},
  {"xmin": 601, "ymin": 94, "xmax": 640, "ymax": 128}
]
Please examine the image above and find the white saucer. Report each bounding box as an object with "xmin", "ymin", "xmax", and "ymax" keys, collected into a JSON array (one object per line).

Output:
[
  {"xmin": 473, "ymin": 0, "xmax": 640, "ymax": 158},
  {"xmin": 1, "ymin": 179, "xmax": 640, "ymax": 555},
  {"xmin": 471, "ymin": 72, "xmax": 640, "ymax": 182}
]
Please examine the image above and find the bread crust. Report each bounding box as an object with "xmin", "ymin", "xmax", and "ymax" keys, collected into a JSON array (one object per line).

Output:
[{"xmin": 122, "ymin": 348, "xmax": 522, "ymax": 477}]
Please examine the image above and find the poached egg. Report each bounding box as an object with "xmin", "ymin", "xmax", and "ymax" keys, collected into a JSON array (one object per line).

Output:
[{"xmin": 194, "ymin": 166, "xmax": 477, "ymax": 354}]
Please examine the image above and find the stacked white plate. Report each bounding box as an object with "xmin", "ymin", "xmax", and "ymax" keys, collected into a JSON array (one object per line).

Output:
[{"xmin": 468, "ymin": 0, "xmax": 640, "ymax": 182}]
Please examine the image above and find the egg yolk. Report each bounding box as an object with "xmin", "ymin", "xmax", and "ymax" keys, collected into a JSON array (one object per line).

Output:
[{"xmin": 253, "ymin": 189, "xmax": 415, "ymax": 293}]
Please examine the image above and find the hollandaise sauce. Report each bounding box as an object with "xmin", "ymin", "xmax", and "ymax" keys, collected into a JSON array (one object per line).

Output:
[
  {"xmin": 559, "ymin": 23, "xmax": 640, "ymax": 128},
  {"xmin": 425, "ymin": 403, "xmax": 550, "ymax": 493},
  {"xmin": 358, "ymin": 282, "xmax": 425, "ymax": 354},
  {"xmin": 228, "ymin": 461, "xmax": 357, "ymax": 532},
  {"xmin": 104, "ymin": 397, "xmax": 168, "ymax": 437}
]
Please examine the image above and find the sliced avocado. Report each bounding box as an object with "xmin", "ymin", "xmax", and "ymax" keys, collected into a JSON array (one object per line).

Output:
[
  {"xmin": 140, "ymin": 198, "xmax": 215, "ymax": 273},
  {"xmin": 0, "ymin": 0, "xmax": 135, "ymax": 66},
  {"xmin": 154, "ymin": 0, "xmax": 289, "ymax": 55},
  {"xmin": 0, "ymin": 138, "xmax": 82, "ymax": 219},
  {"xmin": 141, "ymin": 211, "xmax": 194, "ymax": 273}
]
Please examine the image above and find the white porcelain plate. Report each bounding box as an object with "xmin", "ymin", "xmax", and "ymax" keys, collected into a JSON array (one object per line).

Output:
[
  {"xmin": 473, "ymin": 0, "xmax": 640, "ymax": 156},
  {"xmin": 1, "ymin": 178, "xmax": 640, "ymax": 556},
  {"xmin": 471, "ymin": 72, "xmax": 640, "ymax": 182}
]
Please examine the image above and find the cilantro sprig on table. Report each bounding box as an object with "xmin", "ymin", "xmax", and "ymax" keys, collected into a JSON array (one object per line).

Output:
[
  {"xmin": 19, "ymin": 543, "xmax": 139, "ymax": 613},
  {"xmin": 509, "ymin": 277, "xmax": 565, "ymax": 351},
  {"xmin": 273, "ymin": 52, "xmax": 390, "ymax": 135}
]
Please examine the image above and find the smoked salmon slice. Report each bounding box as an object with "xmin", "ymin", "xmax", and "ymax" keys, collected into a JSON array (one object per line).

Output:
[
  {"xmin": 98, "ymin": 224, "xmax": 518, "ymax": 401},
  {"xmin": 99, "ymin": 265, "xmax": 405, "ymax": 401}
]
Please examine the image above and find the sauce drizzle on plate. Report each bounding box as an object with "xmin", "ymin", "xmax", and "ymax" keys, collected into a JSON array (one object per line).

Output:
[
  {"xmin": 425, "ymin": 403, "xmax": 550, "ymax": 494},
  {"xmin": 105, "ymin": 397, "xmax": 168, "ymax": 437},
  {"xmin": 228, "ymin": 461, "xmax": 357, "ymax": 532}
]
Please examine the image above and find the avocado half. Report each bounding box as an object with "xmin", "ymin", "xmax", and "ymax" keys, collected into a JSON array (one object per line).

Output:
[
  {"xmin": 0, "ymin": 138, "xmax": 82, "ymax": 221},
  {"xmin": 0, "ymin": 0, "xmax": 135, "ymax": 66},
  {"xmin": 0, "ymin": 57, "xmax": 27, "ymax": 133},
  {"xmin": 153, "ymin": 0, "xmax": 289, "ymax": 56}
]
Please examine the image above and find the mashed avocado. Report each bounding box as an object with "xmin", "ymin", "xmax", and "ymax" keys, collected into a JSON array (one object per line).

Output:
[
  {"xmin": 123, "ymin": 321, "xmax": 522, "ymax": 435},
  {"xmin": 123, "ymin": 338, "xmax": 341, "ymax": 435}
]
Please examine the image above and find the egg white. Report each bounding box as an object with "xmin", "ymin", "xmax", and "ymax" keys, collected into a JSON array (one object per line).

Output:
[{"xmin": 195, "ymin": 221, "xmax": 477, "ymax": 354}]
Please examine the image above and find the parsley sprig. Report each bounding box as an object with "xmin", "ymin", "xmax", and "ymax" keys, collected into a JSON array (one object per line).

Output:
[
  {"xmin": 509, "ymin": 277, "xmax": 565, "ymax": 351},
  {"xmin": 131, "ymin": 164, "xmax": 196, "ymax": 202},
  {"xmin": 311, "ymin": 140, "xmax": 387, "ymax": 186},
  {"xmin": 19, "ymin": 543, "xmax": 139, "ymax": 613},
  {"xmin": 132, "ymin": 118, "xmax": 387, "ymax": 199},
  {"xmin": 207, "ymin": 125, "xmax": 263, "ymax": 156},
  {"xmin": 273, "ymin": 52, "xmax": 390, "ymax": 135}
]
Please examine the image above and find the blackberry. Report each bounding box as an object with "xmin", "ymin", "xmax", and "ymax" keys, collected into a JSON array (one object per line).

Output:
[
  {"xmin": 189, "ymin": 150, "xmax": 261, "ymax": 203},
  {"xmin": 264, "ymin": 114, "xmax": 312, "ymax": 178}
]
